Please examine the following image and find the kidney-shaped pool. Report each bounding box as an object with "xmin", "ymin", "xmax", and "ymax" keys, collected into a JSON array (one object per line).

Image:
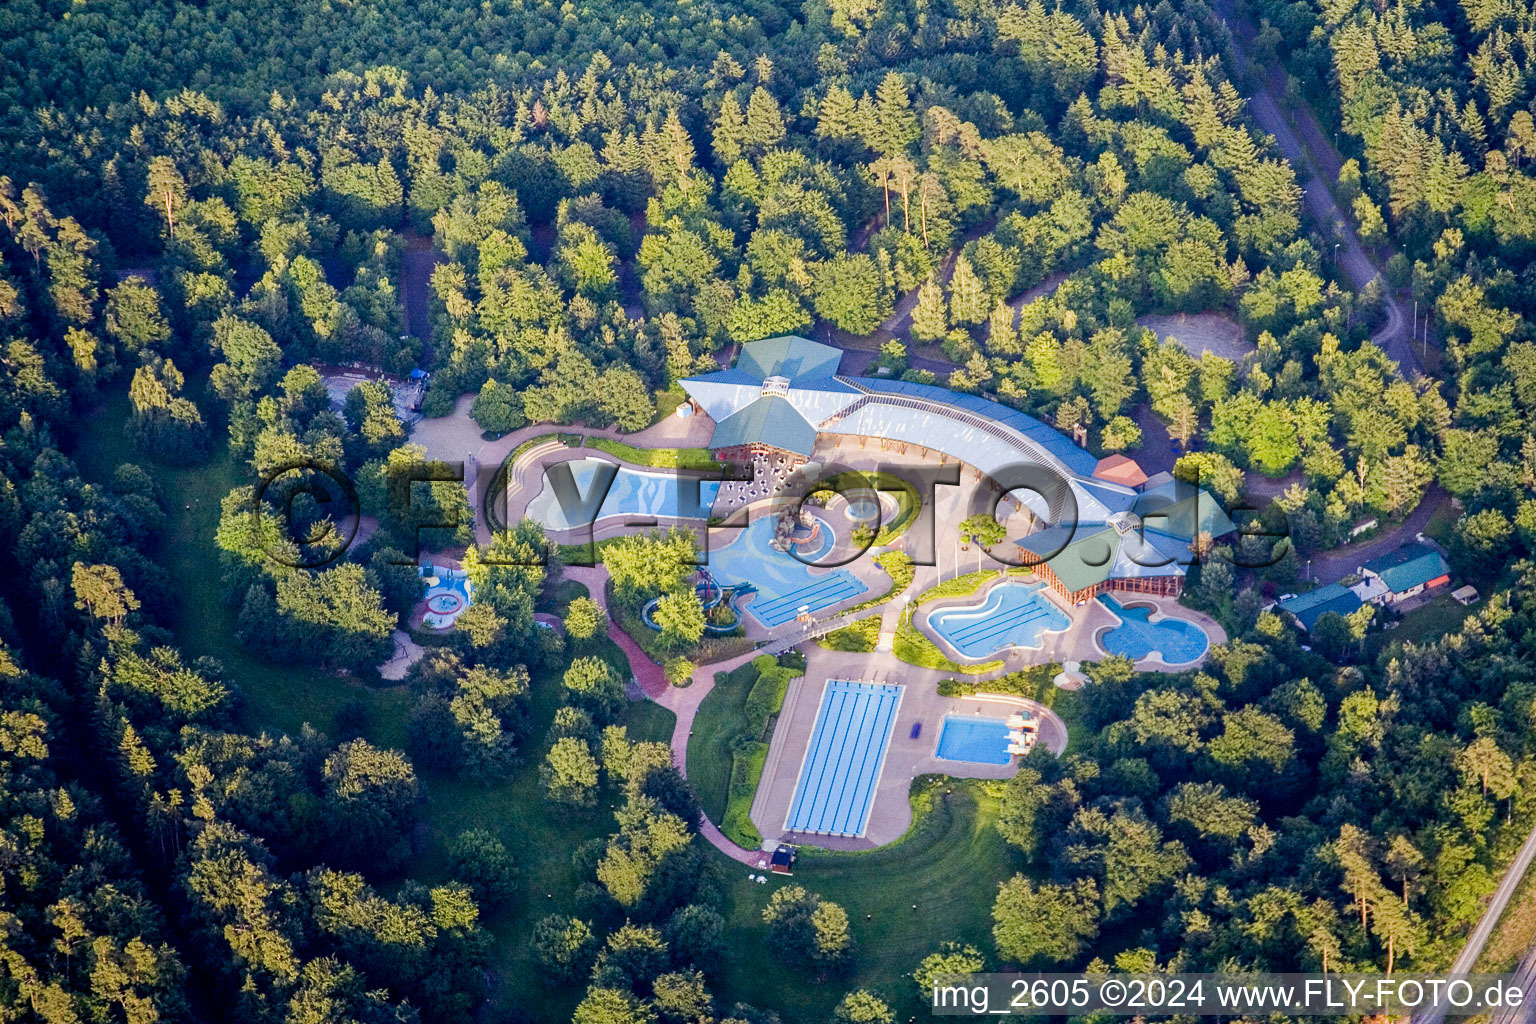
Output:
[{"xmin": 924, "ymin": 581, "xmax": 1069, "ymax": 660}]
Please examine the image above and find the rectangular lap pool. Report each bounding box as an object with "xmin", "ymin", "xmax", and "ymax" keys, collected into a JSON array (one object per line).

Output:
[
  {"xmin": 784, "ymin": 680, "xmax": 903, "ymax": 837},
  {"xmin": 934, "ymin": 715, "xmax": 1013, "ymax": 765}
]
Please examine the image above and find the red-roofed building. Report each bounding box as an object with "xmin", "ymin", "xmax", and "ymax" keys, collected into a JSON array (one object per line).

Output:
[{"xmin": 1093, "ymin": 454, "xmax": 1149, "ymax": 489}]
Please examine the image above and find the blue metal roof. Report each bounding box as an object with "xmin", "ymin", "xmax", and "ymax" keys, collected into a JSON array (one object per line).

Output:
[
  {"xmin": 847, "ymin": 377, "xmax": 1103, "ymax": 478},
  {"xmin": 1277, "ymin": 584, "xmax": 1363, "ymax": 631},
  {"xmin": 681, "ymin": 367, "xmax": 762, "ymax": 389}
]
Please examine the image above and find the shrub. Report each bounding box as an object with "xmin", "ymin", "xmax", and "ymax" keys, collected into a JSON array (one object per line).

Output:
[{"xmin": 820, "ymin": 615, "xmax": 881, "ymax": 652}]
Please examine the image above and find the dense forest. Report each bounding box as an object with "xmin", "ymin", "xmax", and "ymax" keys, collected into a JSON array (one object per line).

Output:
[{"xmin": 0, "ymin": 0, "xmax": 1534, "ymax": 1020}]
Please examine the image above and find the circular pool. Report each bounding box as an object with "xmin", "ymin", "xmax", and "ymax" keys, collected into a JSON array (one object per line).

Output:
[
  {"xmin": 845, "ymin": 499, "xmax": 879, "ymax": 521},
  {"xmin": 427, "ymin": 593, "xmax": 463, "ymax": 615}
]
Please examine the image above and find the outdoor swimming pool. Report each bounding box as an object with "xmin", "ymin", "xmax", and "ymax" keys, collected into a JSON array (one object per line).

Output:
[
  {"xmin": 706, "ymin": 516, "xmax": 867, "ymax": 627},
  {"xmin": 1098, "ymin": 594, "xmax": 1209, "ymax": 664},
  {"xmin": 934, "ymin": 715, "xmax": 1013, "ymax": 765},
  {"xmin": 924, "ymin": 581, "xmax": 1069, "ymax": 659},
  {"xmin": 784, "ymin": 680, "xmax": 903, "ymax": 837},
  {"xmin": 526, "ymin": 458, "xmax": 721, "ymax": 530}
]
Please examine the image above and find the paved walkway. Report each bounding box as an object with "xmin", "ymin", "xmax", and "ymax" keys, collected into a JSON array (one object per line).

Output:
[
  {"xmin": 378, "ymin": 629, "xmax": 425, "ymax": 681},
  {"xmin": 563, "ymin": 565, "xmax": 670, "ymax": 700},
  {"xmin": 652, "ymin": 649, "xmax": 766, "ymax": 865}
]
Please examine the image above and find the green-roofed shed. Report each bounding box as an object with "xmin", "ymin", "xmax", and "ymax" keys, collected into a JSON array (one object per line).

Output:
[{"xmin": 1359, "ymin": 543, "xmax": 1450, "ymax": 603}]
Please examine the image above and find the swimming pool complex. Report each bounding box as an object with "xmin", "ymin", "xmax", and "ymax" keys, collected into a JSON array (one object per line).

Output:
[
  {"xmin": 1097, "ymin": 594, "xmax": 1209, "ymax": 664},
  {"xmin": 784, "ymin": 680, "xmax": 903, "ymax": 837},
  {"xmin": 934, "ymin": 716, "xmax": 1013, "ymax": 765},
  {"xmin": 924, "ymin": 581, "xmax": 1069, "ymax": 659},
  {"xmin": 526, "ymin": 458, "xmax": 721, "ymax": 530},
  {"xmin": 705, "ymin": 516, "xmax": 867, "ymax": 627}
]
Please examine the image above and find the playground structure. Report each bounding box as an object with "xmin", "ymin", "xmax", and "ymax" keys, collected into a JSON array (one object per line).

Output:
[
  {"xmin": 641, "ymin": 570, "xmax": 752, "ymax": 635},
  {"xmin": 420, "ymin": 563, "xmax": 473, "ymax": 630}
]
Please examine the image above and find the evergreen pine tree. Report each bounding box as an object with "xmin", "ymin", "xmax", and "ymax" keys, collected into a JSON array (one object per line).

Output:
[
  {"xmin": 988, "ymin": 299, "xmax": 1018, "ymax": 353},
  {"xmin": 712, "ymin": 93, "xmax": 745, "ymax": 166},
  {"xmin": 743, "ymin": 87, "xmax": 786, "ymax": 155},
  {"xmin": 911, "ymin": 278, "xmax": 948, "ymax": 342},
  {"xmin": 949, "ymin": 255, "xmax": 988, "ymax": 325}
]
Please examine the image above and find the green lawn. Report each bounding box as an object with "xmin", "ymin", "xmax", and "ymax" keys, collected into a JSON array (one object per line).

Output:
[
  {"xmin": 818, "ymin": 614, "xmax": 881, "ymax": 652},
  {"xmin": 713, "ymin": 777, "xmax": 1020, "ymax": 1020},
  {"xmin": 585, "ymin": 436, "xmax": 716, "ymax": 469},
  {"xmin": 652, "ymin": 388, "xmax": 687, "ymax": 422},
  {"xmin": 687, "ymin": 660, "xmax": 766, "ymax": 824},
  {"xmin": 1369, "ymin": 594, "xmax": 1482, "ymax": 657},
  {"xmin": 410, "ymin": 666, "xmax": 677, "ymax": 1022},
  {"xmin": 892, "ymin": 614, "xmax": 1004, "ymax": 676},
  {"xmin": 73, "ymin": 388, "xmax": 411, "ymax": 744},
  {"xmin": 915, "ymin": 568, "xmax": 999, "ymax": 605},
  {"xmin": 539, "ymin": 578, "xmax": 590, "ymax": 617},
  {"xmin": 624, "ymin": 697, "xmax": 678, "ymax": 744},
  {"xmin": 1422, "ymin": 500, "xmax": 1461, "ymax": 547}
]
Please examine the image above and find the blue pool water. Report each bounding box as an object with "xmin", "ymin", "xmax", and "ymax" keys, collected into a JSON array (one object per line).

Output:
[
  {"xmin": 527, "ymin": 458, "xmax": 721, "ymax": 529},
  {"xmin": 925, "ymin": 581, "xmax": 1069, "ymax": 659},
  {"xmin": 1098, "ymin": 595, "xmax": 1209, "ymax": 664},
  {"xmin": 785, "ymin": 680, "xmax": 903, "ymax": 836},
  {"xmin": 705, "ymin": 517, "xmax": 867, "ymax": 627},
  {"xmin": 935, "ymin": 715, "xmax": 1013, "ymax": 765}
]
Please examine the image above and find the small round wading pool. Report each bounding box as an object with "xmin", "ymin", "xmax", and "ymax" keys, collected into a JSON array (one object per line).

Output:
[
  {"xmin": 427, "ymin": 592, "xmax": 463, "ymax": 615},
  {"xmin": 845, "ymin": 499, "xmax": 879, "ymax": 521}
]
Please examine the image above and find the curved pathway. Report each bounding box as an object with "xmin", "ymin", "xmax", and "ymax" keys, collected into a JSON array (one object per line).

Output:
[
  {"xmin": 563, "ymin": 559, "xmax": 771, "ymax": 864},
  {"xmin": 652, "ymin": 649, "xmax": 766, "ymax": 865},
  {"xmin": 1213, "ymin": 0, "xmax": 1422, "ymax": 377},
  {"xmin": 562, "ymin": 565, "xmax": 669, "ymax": 700}
]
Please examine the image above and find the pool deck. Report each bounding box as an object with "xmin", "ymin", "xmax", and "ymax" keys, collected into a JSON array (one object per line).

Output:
[{"xmin": 748, "ymin": 646, "xmax": 1069, "ymax": 850}]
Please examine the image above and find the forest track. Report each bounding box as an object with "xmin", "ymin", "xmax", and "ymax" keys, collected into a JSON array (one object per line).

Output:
[
  {"xmin": 400, "ymin": 233, "xmax": 442, "ymax": 363},
  {"xmin": 1214, "ymin": 11, "xmax": 1536, "ymax": 995},
  {"xmin": 1214, "ymin": 0, "xmax": 1422, "ymax": 378},
  {"xmin": 1414, "ymin": 822, "xmax": 1536, "ymax": 1023}
]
